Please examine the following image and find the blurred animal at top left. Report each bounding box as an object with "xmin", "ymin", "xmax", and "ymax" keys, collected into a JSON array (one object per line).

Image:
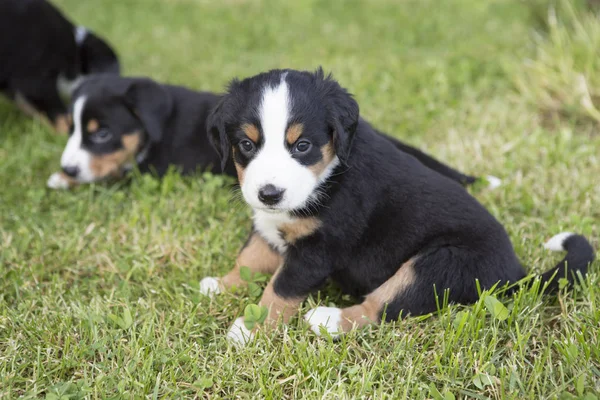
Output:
[{"xmin": 0, "ymin": 0, "xmax": 120, "ymax": 134}]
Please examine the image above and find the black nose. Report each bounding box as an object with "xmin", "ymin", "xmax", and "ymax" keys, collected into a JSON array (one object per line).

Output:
[
  {"xmin": 62, "ymin": 166, "xmax": 79, "ymax": 178},
  {"xmin": 258, "ymin": 184, "xmax": 285, "ymax": 206}
]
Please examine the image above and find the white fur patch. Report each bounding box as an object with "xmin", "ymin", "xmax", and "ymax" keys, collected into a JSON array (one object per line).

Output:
[
  {"xmin": 75, "ymin": 26, "xmax": 89, "ymax": 45},
  {"xmin": 46, "ymin": 172, "xmax": 71, "ymax": 190},
  {"xmin": 304, "ymin": 306, "xmax": 342, "ymax": 338},
  {"xmin": 61, "ymin": 96, "xmax": 95, "ymax": 183},
  {"xmin": 486, "ymin": 175, "xmax": 502, "ymax": 190},
  {"xmin": 199, "ymin": 277, "xmax": 221, "ymax": 296},
  {"xmin": 544, "ymin": 232, "xmax": 575, "ymax": 252},
  {"xmin": 227, "ymin": 317, "xmax": 254, "ymax": 346}
]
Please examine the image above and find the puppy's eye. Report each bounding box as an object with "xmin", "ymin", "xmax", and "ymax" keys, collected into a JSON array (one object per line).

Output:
[
  {"xmin": 239, "ymin": 139, "xmax": 255, "ymax": 153},
  {"xmin": 90, "ymin": 129, "xmax": 113, "ymax": 144},
  {"xmin": 294, "ymin": 140, "xmax": 311, "ymax": 153}
]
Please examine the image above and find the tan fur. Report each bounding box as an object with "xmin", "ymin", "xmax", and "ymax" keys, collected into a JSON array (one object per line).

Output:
[
  {"xmin": 234, "ymin": 162, "xmax": 245, "ymax": 185},
  {"xmin": 53, "ymin": 114, "xmax": 71, "ymax": 135},
  {"xmin": 308, "ymin": 142, "xmax": 335, "ymax": 177},
  {"xmin": 285, "ymin": 123, "xmax": 303, "ymax": 145},
  {"xmin": 242, "ymin": 123, "xmax": 260, "ymax": 143},
  {"xmin": 90, "ymin": 132, "xmax": 140, "ymax": 178},
  {"xmin": 53, "ymin": 171, "xmax": 79, "ymax": 188},
  {"xmin": 338, "ymin": 258, "xmax": 416, "ymax": 332},
  {"xmin": 279, "ymin": 217, "xmax": 321, "ymax": 243},
  {"xmin": 220, "ymin": 233, "xmax": 283, "ymax": 289},
  {"xmin": 87, "ymin": 119, "xmax": 99, "ymax": 133},
  {"xmin": 258, "ymin": 268, "xmax": 304, "ymax": 327}
]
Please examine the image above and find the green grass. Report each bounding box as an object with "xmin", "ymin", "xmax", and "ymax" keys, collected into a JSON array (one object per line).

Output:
[{"xmin": 1, "ymin": 0, "xmax": 599, "ymax": 398}]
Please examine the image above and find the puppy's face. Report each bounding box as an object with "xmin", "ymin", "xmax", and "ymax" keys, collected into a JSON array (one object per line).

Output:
[
  {"xmin": 209, "ymin": 69, "xmax": 359, "ymax": 213},
  {"xmin": 59, "ymin": 77, "xmax": 171, "ymax": 183},
  {"xmin": 60, "ymin": 93, "xmax": 144, "ymax": 183}
]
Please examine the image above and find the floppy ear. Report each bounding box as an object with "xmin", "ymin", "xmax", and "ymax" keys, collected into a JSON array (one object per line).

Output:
[
  {"xmin": 317, "ymin": 69, "xmax": 360, "ymax": 165},
  {"xmin": 124, "ymin": 79, "xmax": 174, "ymax": 142},
  {"xmin": 79, "ymin": 30, "xmax": 120, "ymax": 75},
  {"xmin": 206, "ymin": 97, "xmax": 231, "ymax": 172}
]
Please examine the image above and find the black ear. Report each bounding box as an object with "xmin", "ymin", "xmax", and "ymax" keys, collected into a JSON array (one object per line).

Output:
[
  {"xmin": 206, "ymin": 97, "xmax": 231, "ymax": 172},
  {"xmin": 79, "ymin": 30, "xmax": 120, "ymax": 75},
  {"xmin": 316, "ymin": 69, "xmax": 359, "ymax": 165},
  {"xmin": 124, "ymin": 79, "xmax": 174, "ymax": 142}
]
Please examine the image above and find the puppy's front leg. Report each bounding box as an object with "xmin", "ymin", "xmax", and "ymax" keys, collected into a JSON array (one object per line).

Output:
[
  {"xmin": 199, "ymin": 231, "xmax": 282, "ymax": 296},
  {"xmin": 227, "ymin": 254, "xmax": 330, "ymax": 346}
]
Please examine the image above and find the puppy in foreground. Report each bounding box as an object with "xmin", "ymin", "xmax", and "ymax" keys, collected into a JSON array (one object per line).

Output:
[
  {"xmin": 0, "ymin": 0, "xmax": 119, "ymax": 133},
  {"xmin": 201, "ymin": 68, "xmax": 595, "ymax": 345},
  {"xmin": 47, "ymin": 75, "xmax": 486, "ymax": 189}
]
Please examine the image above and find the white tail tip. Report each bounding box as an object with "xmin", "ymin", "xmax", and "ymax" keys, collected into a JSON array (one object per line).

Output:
[
  {"xmin": 544, "ymin": 232, "xmax": 575, "ymax": 252},
  {"xmin": 486, "ymin": 175, "xmax": 502, "ymax": 190}
]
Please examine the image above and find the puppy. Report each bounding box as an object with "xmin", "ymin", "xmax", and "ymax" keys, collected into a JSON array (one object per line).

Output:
[
  {"xmin": 46, "ymin": 75, "xmax": 487, "ymax": 189},
  {"xmin": 46, "ymin": 75, "xmax": 236, "ymax": 189},
  {"xmin": 0, "ymin": 0, "xmax": 119, "ymax": 133},
  {"xmin": 201, "ymin": 68, "xmax": 595, "ymax": 345}
]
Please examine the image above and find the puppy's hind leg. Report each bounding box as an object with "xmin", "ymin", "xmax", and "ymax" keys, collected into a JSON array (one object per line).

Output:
[{"xmin": 305, "ymin": 257, "xmax": 419, "ymax": 338}]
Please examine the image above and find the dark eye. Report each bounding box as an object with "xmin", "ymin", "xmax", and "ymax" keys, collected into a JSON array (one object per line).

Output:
[
  {"xmin": 239, "ymin": 139, "xmax": 255, "ymax": 153},
  {"xmin": 90, "ymin": 129, "xmax": 112, "ymax": 144},
  {"xmin": 294, "ymin": 140, "xmax": 311, "ymax": 153}
]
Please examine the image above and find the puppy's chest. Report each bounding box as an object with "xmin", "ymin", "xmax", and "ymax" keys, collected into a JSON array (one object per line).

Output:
[{"xmin": 252, "ymin": 211, "xmax": 322, "ymax": 253}]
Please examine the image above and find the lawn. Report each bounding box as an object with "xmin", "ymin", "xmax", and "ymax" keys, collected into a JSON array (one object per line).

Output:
[{"xmin": 1, "ymin": 0, "xmax": 599, "ymax": 398}]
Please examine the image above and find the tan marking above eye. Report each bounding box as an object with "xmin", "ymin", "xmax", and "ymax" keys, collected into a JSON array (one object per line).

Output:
[
  {"xmin": 89, "ymin": 132, "xmax": 141, "ymax": 178},
  {"xmin": 242, "ymin": 123, "xmax": 260, "ymax": 143},
  {"xmin": 308, "ymin": 141, "xmax": 335, "ymax": 177},
  {"xmin": 87, "ymin": 119, "xmax": 99, "ymax": 133},
  {"xmin": 279, "ymin": 217, "xmax": 321, "ymax": 243},
  {"xmin": 285, "ymin": 123, "xmax": 303, "ymax": 145}
]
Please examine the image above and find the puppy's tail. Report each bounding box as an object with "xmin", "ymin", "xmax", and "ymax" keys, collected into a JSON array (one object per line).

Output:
[{"xmin": 539, "ymin": 232, "xmax": 595, "ymax": 292}]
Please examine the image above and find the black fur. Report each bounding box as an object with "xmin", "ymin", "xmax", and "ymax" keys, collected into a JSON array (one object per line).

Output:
[
  {"xmin": 0, "ymin": 0, "xmax": 119, "ymax": 129},
  {"xmin": 210, "ymin": 68, "xmax": 595, "ymax": 322}
]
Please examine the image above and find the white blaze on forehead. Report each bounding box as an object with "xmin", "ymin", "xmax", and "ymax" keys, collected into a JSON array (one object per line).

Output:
[
  {"xmin": 259, "ymin": 77, "xmax": 290, "ymax": 144},
  {"xmin": 60, "ymin": 96, "xmax": 95, "ymax": 183}
]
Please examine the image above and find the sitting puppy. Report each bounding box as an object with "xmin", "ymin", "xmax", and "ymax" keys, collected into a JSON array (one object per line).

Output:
[
  {"xmin": 201, "ymin": 68, "xmax": 595, "ymax": 345},
  {"xmin": 46, "ymin": 75, "xmax": 486, "ymax": 189},
  {"xmin": 0, "ymin": 0, "xmax": 119, "ymax": 133}
]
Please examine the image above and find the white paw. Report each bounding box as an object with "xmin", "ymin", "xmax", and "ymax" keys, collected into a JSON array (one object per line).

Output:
[
  {"xmin": 304, "ymin": 306, "xmax": 342, "ymax": 338},
  {"xmin": 227, "ymin": 317, "xmax": 254, "ymax": 346},
  {"xmin": 486, "ymin": 175, "xmax": 502, "ymax": 190},
  {"xmin": 544, "ymin": 232, "xmax": 574, "ymax": 252},
  {"xmin": 199, "ymin": 277, "xmax": 221, "ymax": 296},
  {"xmin": 47, "ymin": 172, "xmax": 70, "ymax": 189}
]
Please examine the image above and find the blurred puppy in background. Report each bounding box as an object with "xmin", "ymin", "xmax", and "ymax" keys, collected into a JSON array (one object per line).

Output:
[{"xmin": 0, "ymin": 0, "xmax": 119, "ymax": 133}]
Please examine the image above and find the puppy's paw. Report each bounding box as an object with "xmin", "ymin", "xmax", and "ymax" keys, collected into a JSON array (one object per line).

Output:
[
  {"xmin": 227, "ymin": 317, "xmax": 254, "ymax": 346},
  {"xmin": 199, "ymin": 277, "xmax": 221, "ymax": 296},
  {"xmin": 485, "ymin": 175, "xmax": 502, "ymax": 190},
  {"xmin": 47, "ymin": 172, "xmax": 71, "ymax": 190},
  {"xmin": 304, "ymin": 306, "xmax": 342, "ymax": 338}
]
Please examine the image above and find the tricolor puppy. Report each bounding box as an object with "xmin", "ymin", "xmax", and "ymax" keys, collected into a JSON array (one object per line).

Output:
[
  {"xmin": 46, "ymin": 75, "xmax": 485, "ymax": 190},
  {"xmin": 0, "ymin": 0, "xmax": 119, "ymax": 133},
  {"xmin": 201, "ymin": 68, "xmax": 595, "ymax": 345},
  {"xmin": 47, "ymin": 75, "xmax": 237, "ymax": 189}
]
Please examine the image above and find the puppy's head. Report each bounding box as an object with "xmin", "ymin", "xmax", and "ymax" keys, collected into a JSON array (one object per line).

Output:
[
  {"xmin": 208, "ymin": 68, "xmax": 359, "ymax": 212},
  {"xmin": 60, "ymin": 76, "xmax": 172, "ymax": 183}
]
